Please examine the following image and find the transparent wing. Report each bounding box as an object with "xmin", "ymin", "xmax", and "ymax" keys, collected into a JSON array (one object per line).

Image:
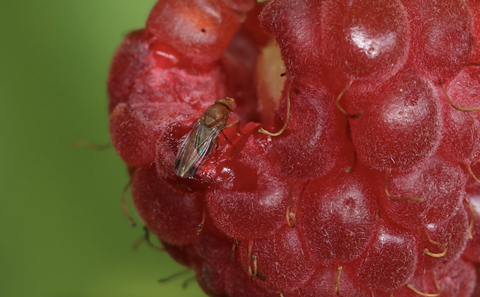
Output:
[{"xmin": 174, "ymin": 120, "xmax": 222, "ymax": 178}]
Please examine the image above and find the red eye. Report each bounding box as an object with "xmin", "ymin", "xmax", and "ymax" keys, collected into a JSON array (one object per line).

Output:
[{"xmin": 216, "ymin": 97, "xmax": 236, "ymax": 111}]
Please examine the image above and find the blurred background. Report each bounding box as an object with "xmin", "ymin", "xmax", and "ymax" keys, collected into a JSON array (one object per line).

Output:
[{"xmin": 0, "ymin": 1, "xmax": 204, "ymax": 296}]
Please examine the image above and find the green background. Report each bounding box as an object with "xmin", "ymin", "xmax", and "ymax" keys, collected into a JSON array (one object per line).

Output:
[{"xmin": 0, "ymin": 1, "xmax": 204, "ymax": 296}]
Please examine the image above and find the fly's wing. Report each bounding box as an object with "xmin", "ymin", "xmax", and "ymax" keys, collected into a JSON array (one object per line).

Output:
[{"xmin": 174, "ymin": 120, "xmax": 221, "ymax": 178}]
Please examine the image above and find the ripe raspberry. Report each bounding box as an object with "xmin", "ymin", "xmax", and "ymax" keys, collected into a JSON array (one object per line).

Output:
[{"xmin": 108, "ymin": 0, "xmax": 480, "ymax": 296}]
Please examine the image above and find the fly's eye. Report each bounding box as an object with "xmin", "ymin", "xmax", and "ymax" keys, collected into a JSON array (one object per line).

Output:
[{"xmin": 216, "ymin": 97, "xmax": 236, "ymax": 111}]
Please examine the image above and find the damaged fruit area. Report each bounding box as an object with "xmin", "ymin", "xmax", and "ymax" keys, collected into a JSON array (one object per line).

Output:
[{"xmin": 108, "ymin": 0, "xmax": 480, "ymax": 296}]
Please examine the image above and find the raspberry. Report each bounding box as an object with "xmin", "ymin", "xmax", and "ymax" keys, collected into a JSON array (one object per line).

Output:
[{"xmin": 108, "ymin": 0, "xmax": 480, "ymax": 295}]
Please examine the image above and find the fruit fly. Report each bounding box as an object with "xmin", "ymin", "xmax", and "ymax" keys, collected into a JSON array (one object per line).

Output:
[{"xmin": 174, "ymin": 97, "xmax": 239, "ymax": 178}]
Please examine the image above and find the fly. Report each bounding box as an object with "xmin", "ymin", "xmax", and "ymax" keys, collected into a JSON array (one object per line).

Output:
[{"xmin": 174, "ymin": 97, "xmax": 239, "ymax": 178}]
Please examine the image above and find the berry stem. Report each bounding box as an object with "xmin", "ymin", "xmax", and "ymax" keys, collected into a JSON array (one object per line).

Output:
[
  {"xmin": 405, "ymin": 272, "xmax": 441, "ymax": 297},
  {"xmin": 247, "ymin": 239, "xmax": 258, "ymax": 279},
  {"xmin": 345, "ymin": 149, "xmax": 357, "ymax": 173},
  {"xmin": 182, "ymin": 276, "xmax": 195, "ymax": 289},
  {"xmin": 121, "ymin": 179, "xmax": 136, "ymax": 227},
  {"xmin": 229, "ymin": 239, "xmax": 238, "ymax": 264},
  {"xmin": 384, "ymin": 176, "xmax": 425, "ymax": 202},
  {"xmin": 335, "ymin": 84, "xmax": 363, "ymax": 118},
  {"xmin": 196, "ymin": 202, "xmax": 206, "ymax": 236},
  {"xmin": 158, "ymin": 269, "xmax": 191, "ymax": 284},
  {"xmin": 466, "ymin": 162, "xmax": 480, "ymax": 185},
  {"xmin": 286, "ymin": 189, "xmax": 296, "ymax": 228},
  {"xmin": 439, "ymin": 79, "xmax": 480, "ymax": 112},
  {"xmin": 259, "ymin": 86, "xmax": 291, "ymax": 136},
  {"xmin": 334, "ymin": 266, "xmax": 343, "ymax": 295},
  {"xmin": 140, "ymin": 226, "xmax": 165, "ymax": 251},
  {"xmin": 423, "ymin": 228, "xmax": 447, "ymax": 258},
  {"xmin": 286, "ymin": 181, "xmax": 309, "ymax": 228}
]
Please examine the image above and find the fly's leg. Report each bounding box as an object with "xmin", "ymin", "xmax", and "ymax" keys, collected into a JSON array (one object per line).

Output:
[
  {"xmin": 220, "ymin": 130, "xmax": 239, "ymax": 154},
  {"xmin": 225, "ymin": 119, "xmax": 239, "ymax": 129},
  {"xmin": 214, "ymin": 137, "xmax": 220, "ymax": 163},
  {"xmin": 225, "ymin": 119, "xmax": 245, "ymax": 136}
]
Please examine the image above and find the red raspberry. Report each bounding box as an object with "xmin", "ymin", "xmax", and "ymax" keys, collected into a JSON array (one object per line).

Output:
[{"xmin": 108, "ymin": 0, "xmax": 480, "ymax": 295}]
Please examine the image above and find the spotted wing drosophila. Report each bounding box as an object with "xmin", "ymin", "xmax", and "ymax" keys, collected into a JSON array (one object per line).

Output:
[{"xmin": 174, "ymin": 97, "xmax": 238, "ymax": 178}]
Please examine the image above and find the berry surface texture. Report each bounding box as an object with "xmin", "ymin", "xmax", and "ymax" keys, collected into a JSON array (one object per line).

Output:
[{"xmin": 108, "ymin": 0, "xmax": 480, "ymax": 296}]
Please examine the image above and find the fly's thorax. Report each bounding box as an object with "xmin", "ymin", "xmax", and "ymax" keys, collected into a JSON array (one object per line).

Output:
[{"xmin": 203, "ymin": 103, "xmax": 230, "ymax": 127}]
